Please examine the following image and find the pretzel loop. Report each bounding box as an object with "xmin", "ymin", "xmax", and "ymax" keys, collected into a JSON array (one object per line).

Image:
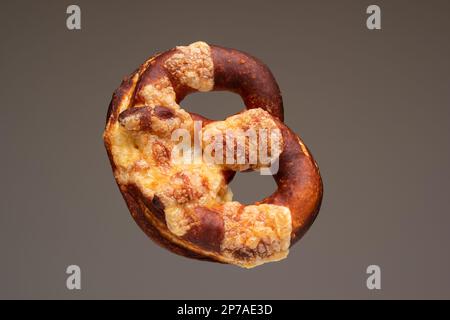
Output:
[{"xmin": 104, "ymin": 41, "xmax": 323, "ymax": 268}]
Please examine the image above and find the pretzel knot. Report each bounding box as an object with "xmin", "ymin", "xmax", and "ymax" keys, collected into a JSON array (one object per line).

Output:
[{"xmin": 104, "ymin": 41, "xmax": 323, "ymax": 268}]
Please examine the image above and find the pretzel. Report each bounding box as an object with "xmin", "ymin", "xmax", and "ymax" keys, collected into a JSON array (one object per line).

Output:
[{"xmin": 104, "ymin": 42, "xmax": 323, "ymax": 268}]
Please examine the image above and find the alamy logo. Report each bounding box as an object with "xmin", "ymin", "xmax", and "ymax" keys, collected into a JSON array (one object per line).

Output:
[
  {"xmin": 66, "ymin": 5, "xmax": 81, "ymax": 30},
  {"xmin": 366, "ymin": 265, "xmax": 381, "ymax": 290},
  {"xmin": 170, "ymin": 120, "xmax": 282, "ymax": 175},
  {"xmin": 366, "ymin": 5, "xmax": 381, "ymax": 30},
  {"xmin": 66, "ymin": 265, "xmax": 81, "ymax": 290}
]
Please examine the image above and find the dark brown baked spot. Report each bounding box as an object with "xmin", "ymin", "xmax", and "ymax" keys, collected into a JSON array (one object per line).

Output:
[
  {"xmin": 154, "ymin": 106, "xmax": 175, "ymax": 119},
  {"xmin": 126, "ymin": 184, "xmax": 167, "ymax": 224},
  {"xmin": 118, "ymin": 106, "xmax": 153, "ymax": 131},
  {"xmin": 232, "ymin": 248, "xmax": 255, "ymax": 260},
  {"xmin": 184, "ymin": 207, "xmax": 225, "ymax": 252},
  {"xmin": 150, "ymin": 195, "xmax": 166, "ymax": 221}
]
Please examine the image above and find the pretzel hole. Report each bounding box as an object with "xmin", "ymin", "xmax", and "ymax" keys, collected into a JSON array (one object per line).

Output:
[
  {"xmin": 180, "ymin": 91, "xmax": 244, "ymax": 121},
  {"xmin": 228, "ymin": 170, "xmax": 277, "ymax": 205}
]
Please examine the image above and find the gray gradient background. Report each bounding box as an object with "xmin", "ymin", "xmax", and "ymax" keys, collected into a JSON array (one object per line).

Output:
[{"xmin": 1, "ymin": 0, "xmax": 449, "ymax": 299}]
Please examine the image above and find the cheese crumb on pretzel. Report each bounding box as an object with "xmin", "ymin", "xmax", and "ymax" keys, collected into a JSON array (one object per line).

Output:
[
  {"xmin": 165, "ymin": 41, "xmax": 214, "ymax": 92},
  {"xmin": 139, "ymin": 77, "xmax": 179, "ymax": 108},
  {"xmin": 220, "ymin": 202, "xmax": 292, "ymax": 267}
]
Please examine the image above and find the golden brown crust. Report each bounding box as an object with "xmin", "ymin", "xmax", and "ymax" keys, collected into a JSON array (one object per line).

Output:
[
  {"xmin": 211, "ymin": 45, "xmax": 284, "ymax": 121},
  {"xmin": 261, "ymin": 119, "xmax": 323, "ymax": 244},
  {"xmin": 123, "ymin": 183, "xmax": 222, "ymax": 262},
  {"xmin": 103, "ymin": 42, "xmax": 323, "ymax": 268},
  {"xmin": 183, "ymin": 207, "xmax": 225, "ymax": 252}
]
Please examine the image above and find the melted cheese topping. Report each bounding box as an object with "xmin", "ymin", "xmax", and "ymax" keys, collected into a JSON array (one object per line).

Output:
[
  {"xmin": 221, "ymin": 202, "xmax": 292, "ymax": 268},
  {"xmin": 139, "ymin": 77, "xmax": 178, "ymax": 109},
  {"xmin": 106, "ymin": 41, "xmax": 292, "ymax": 268},
  {"xmin": 165, "ymin": 41, "xmax": 214, "ymax": 92},
  {"xmin": 202, "ymin": 108, "xmax": 283, "ymax": 172}
]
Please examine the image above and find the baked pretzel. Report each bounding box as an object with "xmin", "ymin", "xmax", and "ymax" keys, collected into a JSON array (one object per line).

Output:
[{"xmin": 104, "ymin": 42, "xmax": 323, "ymax": 268}]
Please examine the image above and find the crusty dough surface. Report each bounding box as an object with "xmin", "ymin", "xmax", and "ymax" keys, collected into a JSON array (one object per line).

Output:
[{"xmin": 105, "ymin": 42, "xmax": 292, "ymax": 268}]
